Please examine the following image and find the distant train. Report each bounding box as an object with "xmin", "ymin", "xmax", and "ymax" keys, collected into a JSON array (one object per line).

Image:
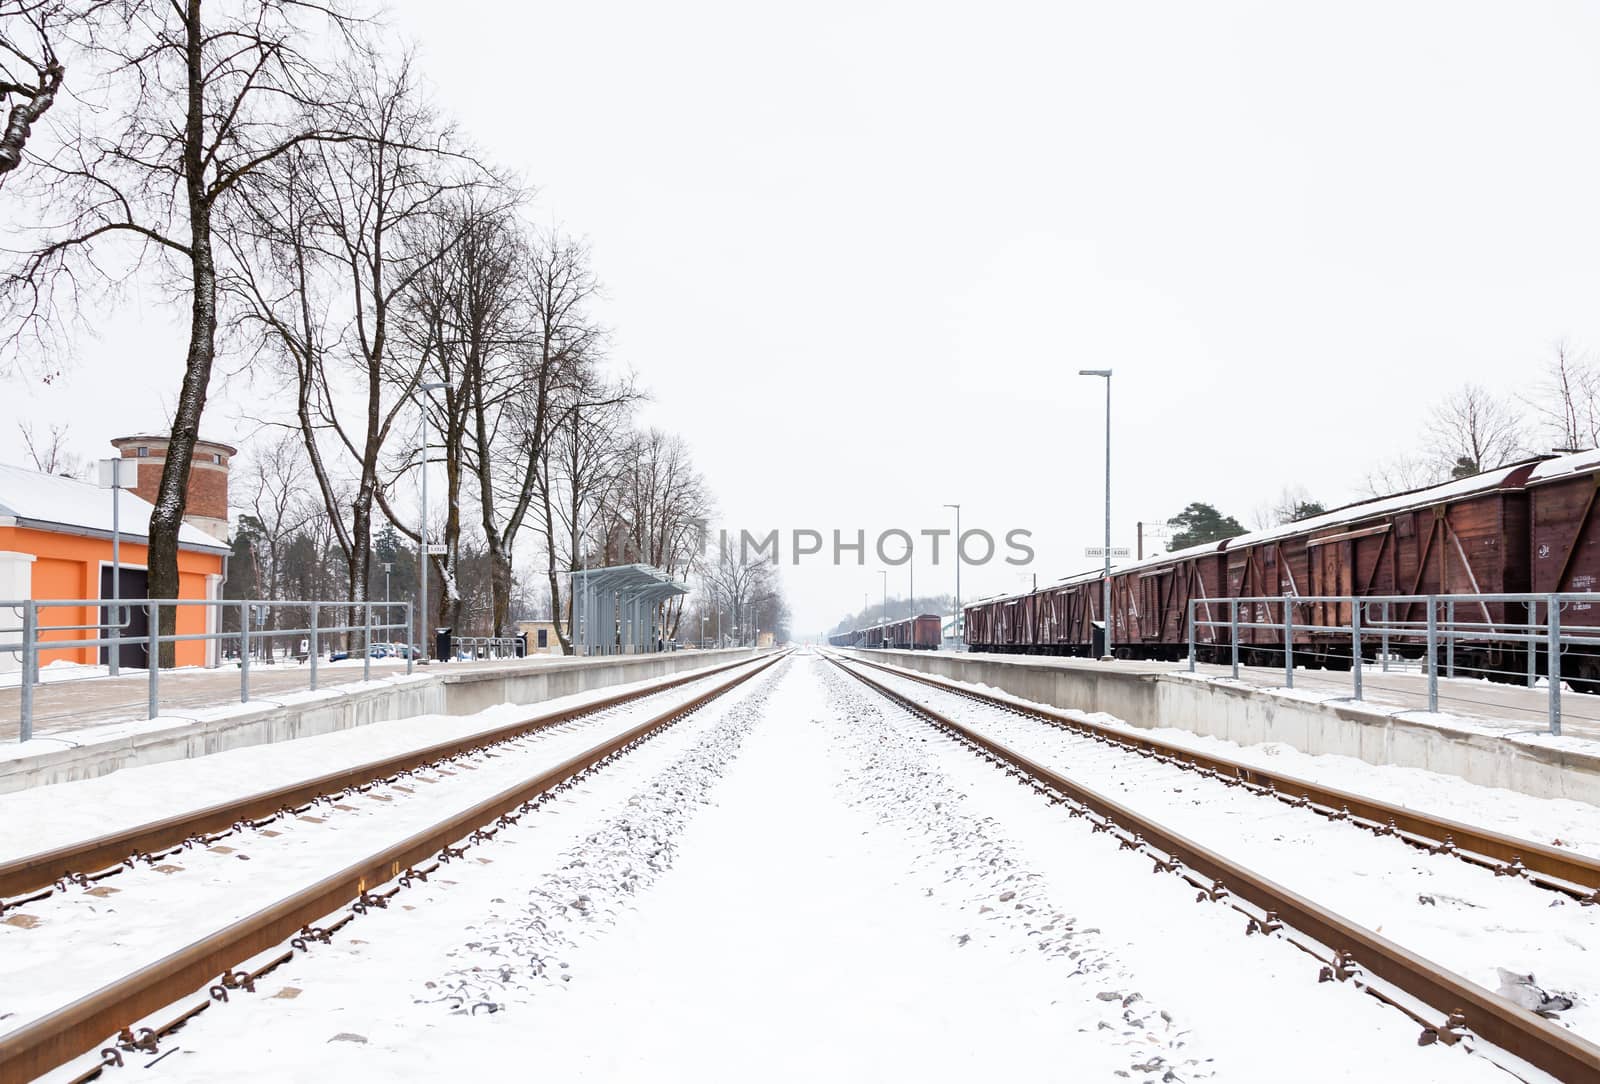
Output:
[
  {"xmin": 829, "ymin": 614, "xmax": 942, "ymax": 651},
  {"xmin": 962, "ymin": 449, "xmax": 1600, "ymax": 688}
]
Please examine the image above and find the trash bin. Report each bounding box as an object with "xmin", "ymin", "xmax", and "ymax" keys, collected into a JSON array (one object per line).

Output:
[
  {"xmin": 434, "ymin": 627, "xmax": 453, "ymax": 662},
  {"xmin": 516, "ymin": 632, "xmax": 528, "ymax": 658},
  {"xmin": 1091, "ymin": 620, "xmax": 1106, "ymax": 659}
]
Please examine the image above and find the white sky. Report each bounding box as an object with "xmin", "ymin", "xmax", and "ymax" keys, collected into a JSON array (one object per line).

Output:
[{"xmin": 8, "ymin": 1, "xmax": 1600, "ymax": 637}]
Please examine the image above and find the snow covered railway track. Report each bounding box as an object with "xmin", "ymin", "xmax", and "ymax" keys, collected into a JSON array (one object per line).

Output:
[
  {"xmin": 846, "ymin": 654, "xmax": 1600, "ymax": 901},
  {"xmin": 0, "ymin": 652, "xmax": 788, "ymax": 1084},
  {"xmin": 0, "ymin": 655, "xmax": 762, "ymax": 911},
  {"xmin": 827, "ymin": 653, "xmax": 1600, "ymax": 1084}
]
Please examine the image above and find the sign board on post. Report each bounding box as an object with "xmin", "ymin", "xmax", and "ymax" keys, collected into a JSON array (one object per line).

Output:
[
  {"xmin": 1085, "ymin": 546, "xmax": 1131, "ymax": 558},
  {"xmin": 96, "ymin": 458, "xmax": 138, "ymax": 489},
  {"xmin": 425, "ymin": 544, "xmax": 448, "ymax": 556}
]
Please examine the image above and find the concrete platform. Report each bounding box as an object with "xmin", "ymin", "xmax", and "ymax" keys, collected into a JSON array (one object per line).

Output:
[
  {"xmin": 0, "ymin": 649, "xmax": 763, "ymax": 794},
  {"xmin": 846, "ymin": 649, "xmax": 1600, "ymax": 805}
]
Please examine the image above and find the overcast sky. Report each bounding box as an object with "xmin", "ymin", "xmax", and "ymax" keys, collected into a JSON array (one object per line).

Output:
[{"xmin": 8, "ymin": 1, "xmax": 1600, "ymax": 637}]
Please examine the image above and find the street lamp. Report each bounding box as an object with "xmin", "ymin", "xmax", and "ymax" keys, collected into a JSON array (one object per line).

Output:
[
  {"xmin": 416, "ymin": 380, "xmax": 448, "ymax": 660},
  {"xmin": 96, "ymin": 458, "xmax": 135, "ymax": 675},
  {"xmin": 943, "ymin": 502, "xmax": 960, "ymax": 647},
  {"xmin": 1079, "ymin": 369, "xmax": 1113, "ymax": 660},
  {"xmin": 879, "ymin": 569, "xmax": 887, "ymax": 648}
]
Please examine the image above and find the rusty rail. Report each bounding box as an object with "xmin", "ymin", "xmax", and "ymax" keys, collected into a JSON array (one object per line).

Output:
[
  {"xmin": 0, "ymin": 651, "xmax": 786, "ymax": 1083},
  {"xmin": 0, "ymin": 655, "xmax": 765, "ymax": 906},
  {"xmin": 828, "ymin": 654, "xmax": 1600, "ymax": 1083},
  {"xmin": 845, "ymin": 652, "xmax": 1600, "ymax": 898}
]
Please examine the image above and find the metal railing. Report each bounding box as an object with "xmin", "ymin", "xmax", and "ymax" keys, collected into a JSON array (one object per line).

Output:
[
  {"xmin": 1183, "ymin": 592, "xmax": 1600, "ymax": 736},
  {"xmin": 2, "ymin": 597, "xmax": 413, "ymax": 742},
  {"xmin": 450, "ymin": 635, "xmax": 526, "ymax": 661}
]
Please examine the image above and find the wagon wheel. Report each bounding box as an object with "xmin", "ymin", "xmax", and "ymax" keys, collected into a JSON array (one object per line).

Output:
[{"xmin": 1567, "ymin": 653, "xmax": 1600, "ymax": 696}]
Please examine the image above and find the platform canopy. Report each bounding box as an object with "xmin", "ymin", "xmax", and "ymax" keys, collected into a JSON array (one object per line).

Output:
[{"xmin": 572, "ymin": 563, "xmax": 689, "ymax": 655}]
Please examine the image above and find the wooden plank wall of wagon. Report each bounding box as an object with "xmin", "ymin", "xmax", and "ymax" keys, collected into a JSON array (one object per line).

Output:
[{"xmin": 1531, "ymin": 472, "xmax": 1600, "ymax": 629}]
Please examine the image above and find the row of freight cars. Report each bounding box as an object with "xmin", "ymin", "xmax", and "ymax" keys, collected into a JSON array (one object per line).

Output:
[
  {"xmin": 828, "ymin": 614, "xmax": 943, "ymax": 650},
  {"xmin": 962, "ymin": 448, "xmax": 1600, "ymax": 687}
]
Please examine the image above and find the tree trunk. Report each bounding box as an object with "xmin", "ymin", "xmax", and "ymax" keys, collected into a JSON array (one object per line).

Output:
[{"xmin": 149, "ymin": 0, "xmax": 217, "ymax": 667}]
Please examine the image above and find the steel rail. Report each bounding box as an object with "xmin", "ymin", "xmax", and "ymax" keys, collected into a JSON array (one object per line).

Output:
[
  {"xmin": 844, "ymin": 652, "xmax": 1600, "ymax": 898},
  {"xmin": 0, "ymin": 654, "xmax": 765, "ymax": 905},
  {"xmin": 828, "ymin": 654, "xmax": 1600, "ymax": 1083},
  {"xmin": 0, "ymin": 651, "xmax": 786, "ymax": 1084}
]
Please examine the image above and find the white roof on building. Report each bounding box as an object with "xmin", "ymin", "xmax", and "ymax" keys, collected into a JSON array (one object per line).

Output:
[{"xmin": 0, "ymin": 462, "xmax": 231, "ymax": 554}]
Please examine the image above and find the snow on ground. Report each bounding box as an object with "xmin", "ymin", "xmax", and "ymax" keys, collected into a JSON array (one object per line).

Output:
[
  {"xmin": 0, "ymin": 659, "xmax": 751, "ymax": 862},
  {"xmin": 815, "ymin": 658, "xmax": 1505, "ymax": 1083},
  {"xmin": 1, "ymin": 659, "xmax": 773, "ymax": 1037},
  {"xmin": 39, "ymin": 653, "xmax": 789, "ymax": 1083},
  {"xmin": 31, "ymin": 652, "xmax": 1513, "ymax": 1083},
  {"xmin": 891, "ymin": 663, "xmax": 1600, "ymax": 859},
  {"xmin": 854, "ymin": 662, "xmax": 1600, "ymax": 1047}
]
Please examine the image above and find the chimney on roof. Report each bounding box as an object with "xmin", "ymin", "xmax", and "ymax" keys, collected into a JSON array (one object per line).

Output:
[{"xmin": 109, "ymin": 434, "xmax": 235, "ymax": 543}]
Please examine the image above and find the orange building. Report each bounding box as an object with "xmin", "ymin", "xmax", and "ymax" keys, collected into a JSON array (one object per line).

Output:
[{"xmin": 0, "ymin": 460, "xmax": 231, "ymax": 671}]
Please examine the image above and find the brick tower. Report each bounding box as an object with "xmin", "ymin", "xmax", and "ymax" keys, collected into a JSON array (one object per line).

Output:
[{"xmin": 109, "ymin": 434, "xmax": 236, "ymax": 543}]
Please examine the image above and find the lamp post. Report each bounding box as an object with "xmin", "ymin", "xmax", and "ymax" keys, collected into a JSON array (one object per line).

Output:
[
  {"xmin": 944, "ymin": 502, "xmax": 961, "ymax": 648},
  {"xmin": 879, "ymin": 569, "xmax": 887, "ymax": 648},
  {"xmin": 96, "ymin": 458, "xmax": 133, "ymax": 676},
  {"xmin": 1079, "ymin": 369, "xmax": 1113, "ymax": 660},
  {"xmin": 416, "ymin": 380, "xmax": 448, "ymax": 660}
]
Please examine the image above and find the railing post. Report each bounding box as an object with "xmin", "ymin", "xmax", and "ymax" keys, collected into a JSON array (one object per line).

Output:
[
  {"xmin": 1425, "ymin": 597, "xmax": 1438, "ymax": 713},
  {"xmin": 19, "ymin": 600, "xmax": 35, "ymax": 743},
  {"xmin": 1527, "ymin": 601, "xmax": 1537, "ymax": 687},
  {"xmin": 405, "ymin": 603, "xmax": 414, "ymax": 676},
  {"xmin": 1548, "ymin": 594, "xmax": 1562, "ymax": 737},
  {"xmin": 1230, "ymin": 600, "xmax": 1240, "ymax": 680},
  {"xmin": 309, "ymin": 602, "xmax": 320, "ymax": 692},
  {"xmin": 147, "ymin": 602, "xmax": 160, "ymax": 721},
  {"xmin": 1351, "ymin": 597, "xmax": 1363, "ymax": 701},
  {"xmin": 1446, "ymin": 598, "xmax": 1456, "ymax": 679},
  {"xmin": 363, "ymin": 600, "xmax": 373, "ymax": 683},
  {"xmin": 1186, "ymin": 599, "xmax": 1196, "ymax": 672},
  {"xmin": 240, "ymin": 602, "xmax": 251, "ymax": 704},
  {"xmin": 1283, "ymin": 594, "xmax": 1294, "ymax": 689},
  {"xmin": 1381, "ymin": 600, "xmax": 1390, "ymax": 672}
]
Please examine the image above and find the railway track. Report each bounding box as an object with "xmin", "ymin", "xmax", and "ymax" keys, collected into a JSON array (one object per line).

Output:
[
  {"xmin": 825, "ymin": 651, "xmax": 1600, "ymax": 1084},
  {"xmin": 0, "ymin": 651, "xmax": 787, "ymax": 1084},
  {"xmin": 844, "ymin": 653, "xmax": 1600, "ymax": 900},
  {"xmin": 0, "ymin": 653, "xmax": 764, "ymax": 910}
]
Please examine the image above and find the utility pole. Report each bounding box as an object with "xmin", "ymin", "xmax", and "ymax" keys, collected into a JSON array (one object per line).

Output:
[
  {"xmin": 944, "ymin": 503, "xmax": 961, "ymax": 646},
  {"xmin": 1079, "ymin": 369, "xmax": 1113, "ymax": 660},
  {"xmin": 416, "ymin": 381, "xmax": 447, "ymax": 660}
]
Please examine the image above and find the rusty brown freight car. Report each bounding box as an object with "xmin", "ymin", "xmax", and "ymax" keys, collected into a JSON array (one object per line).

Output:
[
  {"xmin": 1528, "ymin": 451, "xmax": 1600, "ymax": 686},
  {"xmin": 966, "ymin": 455, "xmax": 1556, "ymax": 674}
]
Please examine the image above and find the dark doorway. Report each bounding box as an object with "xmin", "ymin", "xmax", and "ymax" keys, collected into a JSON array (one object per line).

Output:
[
  {"xmin": 536, "ymin": 628, "xmax": 548, "ymax": 648},
  {"xmin": 99, "ymin": 565, "xmax": 150, "ymax": 670}
]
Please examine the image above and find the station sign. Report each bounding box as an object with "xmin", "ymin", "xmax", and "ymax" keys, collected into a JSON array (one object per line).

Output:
[
  {"xmin": 425, "ymin": 544, "xmax": 448, "ymax": 556},
  {"xmin": 1084, "ymin": 546, "xmax": 1131, "ymax": 558}
]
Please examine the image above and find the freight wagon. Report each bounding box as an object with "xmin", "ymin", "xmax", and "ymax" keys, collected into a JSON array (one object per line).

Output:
[
  {"xmin": 964, "ymin": 451, "xmax": 1600, "ymax": 685},
  {"xmin": 828, "ymin": 613, "xmax": 943, "ymax": 650}
]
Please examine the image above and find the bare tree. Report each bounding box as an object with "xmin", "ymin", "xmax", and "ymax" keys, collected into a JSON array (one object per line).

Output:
[
  {"xmin": 17, "ymin": 417, "xmax": 83, "ymax": 476},
  {"xmin": 234, "ymin": 431, "xmax": 316, "ymax": 656},
  {"xmin": 1524, "ymin": 342, "xmax": 1600, "ymax": 453},
  {"xmin": 1423, "ymin": 383, "xmax": 1528, "ymax": 479},
  {"xmin": 2, "ymin": 0, "xmax": 364, "ymax": 656},
  {"xmin": 0, "ymin": 0, "xmax": 67, "ymax": 183},
  {"xmin": 538, "ymin": 366, "xmax": 635, "ymax": 654},
  {"xmin": 1362, "ymin": 453, "xmax": 1445, "ymax": 498},
  {"xmin": 230, "ymin": 53, "xmax": 476, "ymax": 632},
  {"xmin": 605, "ymin": 428, "xmax": 711, "ymax": 637},
  {"xmin": 701, "ymin": 544, "xmax": 780, "ymax": 647}
]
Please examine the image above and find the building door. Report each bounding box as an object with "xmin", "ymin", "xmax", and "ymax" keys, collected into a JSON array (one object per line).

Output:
[
  {"xmin": 99, "ymin": 566, "xmax": 150, "ymax": 670},
  {"xmin": 536, "ymin": 628, "xmax": 548, "ymax": 648}
]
